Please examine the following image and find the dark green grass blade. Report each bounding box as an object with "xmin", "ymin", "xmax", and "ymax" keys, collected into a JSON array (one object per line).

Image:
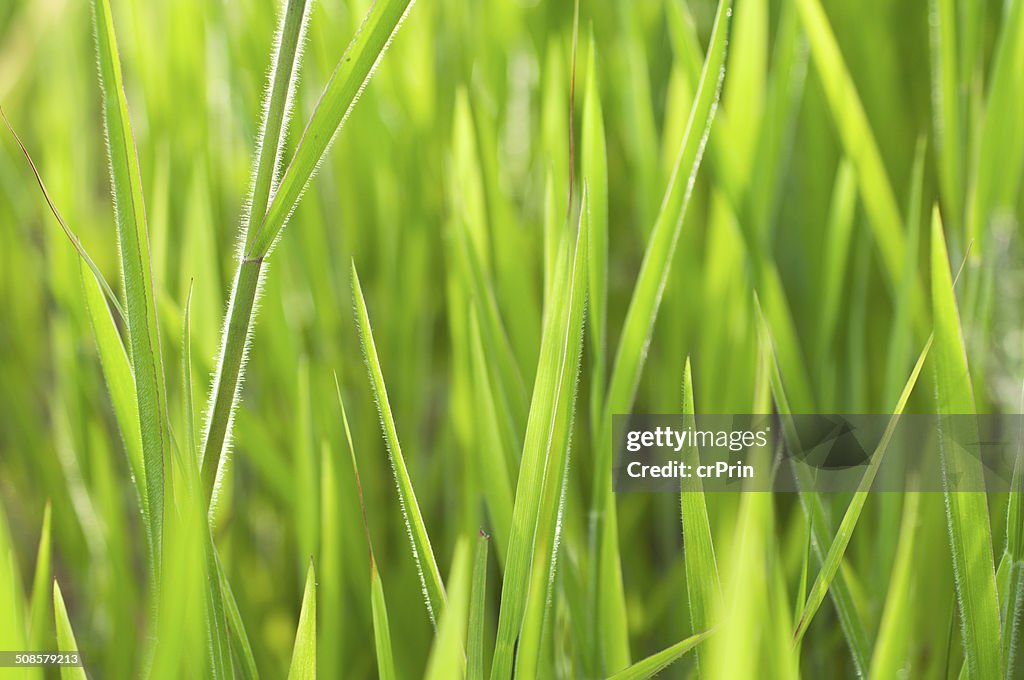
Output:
[
  {"xmin": 679, "ymin": 359, "xmax": 720, "ymax": 676},
  {"xmin": 246, "ymin": 0, "xmax": 417, "ymax": 259},
  {"xmin": 931, "ymin": 208, "xmax": 1002, "ymax": 679},
  {"xmin": 94, "ymin": 0, "xmax": 171, "ymax": 578},
  {"xmin": 606, "ymin": 630, "xmax": 712, "ymax": 680},
  {"xmin": 352, "ymin": 262, "xmax": 446, "ymax": 626}
]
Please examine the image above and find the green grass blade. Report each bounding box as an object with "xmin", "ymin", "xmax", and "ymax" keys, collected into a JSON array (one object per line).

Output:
[
  {"xmin": 1002, "ymin": 389, "xmax": 1024, "ymax": 676},
  {"xmin": 868, "ymin": 492, "xmax": 922, "ymax": 679},
  {"xmin": 930, "ymin": 207, "xmax": 1002, "ymax": 679},
  {"xmin": 0, "ymin": 502, "xmax": 27, "ymax": 659},
  {"xmin": 93, "ymin": 0, "xmax": 171, "ymax": 577},
  {"xmin": 606, "ymin": 630, "xmax": 712, "ymax": 680},
  {"xmin": 425, "ymin": 537, "xmax": 471, "ymax": 680},
  {"xmin": 468, "ymin": 532, "xmax": 490, "ymax": 680},
  {"xmin": 352, "ymin": 262, "xmax": 446, "ymax": 625},
  {"xmin": 795, "ymin": 0, "xmax": 913, "ymax": 301},
  {"xmin": 27, "ymin": 501, "xmax": 53, "ymax": 652},
  {"xmin": 53, "ymin": 581, "xmax": 87, "ymax": 680},
  {"xmin": 679, "ymin": 359, "xmax": 720, "ymax": 675},
  {"xmin": 929, "ymin": 0, "xmax": 963, "ymax": 230},
  {"xmin": 201, "ymin": 0, "xmax": 311, "ymax": 504},
  {"xmin": 491, "ymin": 196, "xmax": 589, "ymax": 680},
  {"xmin": 793, "ymin": 335, "xmax": 931, "ymax": 644},
  {"xmin": 286, "ymin": 561, "xmax": 317, "ymax": 680},
  {"xmin": 215, "ymin": 551, "xmax": 260, "ymax": 680},
  {"xmin": 371, "ymin": 562, "xmax": 397, "ymax": 680},
  {"xmin": 246, "ymin": 0, "xmax": 417, "ymax": 259}
]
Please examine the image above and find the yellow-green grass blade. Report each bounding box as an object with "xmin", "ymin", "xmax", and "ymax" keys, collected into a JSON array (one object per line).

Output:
[
  {"xmin": 468, "ymin": 532, "xmax": 490, "ymax": 680},
  {"xmin": 517, "ymin": 196, "xmax": 589, "ymax": 678},
  {"xmin": 606, "ymin": 630, "xmax": 712, "ymax": 680},
  {"xmin": 246, "ymin": 0, "xmax": 417, "ymax": 259},
  {"xmin": 425, "ymin": 537, "xmax": 471, "ymax": 680},
  {"xmin": 371, "ymin": 562, "xmax": 397, "ymax": 680},
  {"xmin": 929, "ymin": 0, "xmax": 963, "ymax": 231},
  {"xmin": 593, "ymin": 1, "xmax": 731, "ymax": 671},
  {"xmin": 795, "ymin": 0, "xmax": 916, "ymax": 307},
  {"xmin": 793, "ymin": 335, "xmax": 931, "ymax": 645},
  {"xmin": 1001, "ymin": 388, "xmax": 1024, "ymax": 675},
  {"xmin": 759, "ymin": 303, "xmax": 871, "ymax": 676},
  {"xmin": 27, "ymin": 502, "xmax": 53, "ymax": 653},
  {"xmin": 583, "ymin": 36, "xmax": 608, "ymax": 441},
  {"xmin": 868, "ymin": 492, "xmax": 922, "ymax": 679},
  {"xmin": 352, "ymin": 262, "xmax": 446, "ymax": 626},
  {"xmin": 815, "ymin": 160, "xmax": 857, "ymax": 367},
  {"xmin": 679, "ymin": 359, "xmax": 720, "ymax": 676},
  {"xmin": 286, "ymin": 561, "xmax": 317, "ymax": 680},
  {"xmin": 490, "ymin": 194, "xmax": 589, "ymax": 680},
  {"xmin": 94, "ymin": 0, "xmax": 171, "ymax": 578},
  {"xmin": 931, "ymin": 207, "xmax": 1002, "ymax": 679},
  {"xmin": 201, "ymin": 0, "xmax": 311, "ymax": 505},
  {"xmin": 53, "ymin": 581, "xmax": 87, "ymax": 680},
  {"xmin": 215, "ymin": 549, "xmax": 260, "ymax": 680},
  {"xmin": 0, "ymin": 499, "xmax": 27, "ymax": 658}
]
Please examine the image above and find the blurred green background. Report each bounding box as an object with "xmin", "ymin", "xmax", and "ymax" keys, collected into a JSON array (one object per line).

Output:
[{"xmin": 1, "ymin": 0, "xmax": 1022, "ymax": 677}]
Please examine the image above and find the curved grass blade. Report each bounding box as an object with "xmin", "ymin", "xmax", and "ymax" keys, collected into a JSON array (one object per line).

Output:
[
  {"xmin": 490, "ymin": 196, "xmax": 589, "ymax": 680},
  {"xmin": 679, "ymin": 359, "xmax": 720, "ymax": 676},
  {"xmin": 286, "ymin": 561, "xmax": 317, "ymax": 680},
  {"xmin": 793, "ymin": 335, "xmax": 931, "ymax": 644},
  {"xmin": 94, "ymin": 0, "xmax": 171, "ymax": 577},
  {"xmin": 352, "ymin": 262, "xmax": 446, "ymax": 625},
  {"xmin": 246, "ymin": 0, "xmax": 417, "ymax": 259},
  {"xmin": 593, "ymin": 1, "xmax": 731, "ymax": 671},
  {"xmin": 27, "ymin": 502, "xmax": 53, "ymax": 652},
  {"xmin": 201, "ymin": 0, "xmax": 311, "ymax": 503},
  {"xmin": 468, "ymin": 532, "xmax": 490, "ymax": 680},
  {"xmin": 606, "ymin": 630, "xmax": 712, "ymax": 680},
  {"xmin": 930, "ymin": 207, "xmax": 1002, "ymax": 679},
  {"xmin": 53, "ymin": 581, "xmax": 87, "ymax": 680},
  {"xmin": 215, "ymin": 550, "xmax": 260, "ymax": 680}
]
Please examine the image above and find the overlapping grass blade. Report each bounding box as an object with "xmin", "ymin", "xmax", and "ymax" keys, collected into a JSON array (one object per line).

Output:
[
  {"xmin": 286, "ymin": 561, "xmax": 317, "ymax": 680},
  {"xmin": 93, "ymin": 0, "xmax": 171, "ymax": 577},
  {"xmin": 607, "ymin": 630, "xmax": 712, "ymax": 680},
  {"xmin": 468, "ymin": 532, "xmax": 490, "ymax": 680},
  {"xmin": 53, "ymin": 581, "xmax": 87, "ymax": 680},
  {"xmin": 352, "ymin": 262, "xmax": 446, "ymax": 625},
  {"xmin": 930, "ymin": 207, "xmax": 1002, "ymax": 679},
  {"xmin": 793, "ymin": 335, "xmax": 931, "ymax": 644},
  {"xmin": 593, "ymin": 1, "xmax": 731, "ymax": 672},
  {"xmin": 245, "ymin": 0, "xmax": 417, "ymax": 259},
  {"xmin": 201, "ymin": 0, "xmax": 311, "ymax": 502},
  {"xmin": 679, "ymin": 359, "xmax": 720, "ymax": 675},
  {"xmin": 490, "ymin": 195, "xmax": 588, "ymax": 680}
]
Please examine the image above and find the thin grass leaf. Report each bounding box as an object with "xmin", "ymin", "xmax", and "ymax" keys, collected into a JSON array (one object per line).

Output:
[
  {"xmin": 245, "ymin": 0, "xmax": 417, "ymax": 259},
  {"xmin": 679, "ymin": 358, "xmax": 720, "ymax": 676},
  {"xmin": 793, "ymin": 335, "xmax": 931, "ymax": 644},
  {"xmin": 201, "ymin": 0, "xmax": 311, "ymax": 503},
  {"xmin": 929, "ymin": 0, "xmax": 963, "ymax": 230},
  {"xmin": 869, "ymin": 492, "xmax": 922, "ymax": 679},
  {"xmin": 215, "ymin": 551, "xmax": 260, "ymax": 680},
  {"xmin": 27, "ymin": 501, "xmax": 53, "ymax": 652},
  {"xmin": 425, "ymin": 537, "xmax": 471, "ymax": 680},
  {"xmin": 491, "ymin": 195, "xmax": 589, "ymax": 680},
  {"xmin": 93, "ymin": 0, "xmax": 171, "ymax": 577},
  {"xmin": 286, "ymin": 561, "xmax": 317, "ymax": 680},
  {"xmin": 0, "ymin": 501, "xmax": 27, "ymax": 658},
  {"xmin": 468, "ymin": 532, "xmax": 489, "ymax": 680},
  {"xmin": 592, "ymin": 2, "xmax": 731, "ymax": 672},
  {"xmin": 931, "ymin": 206, "xmax": 1002, "ymax": 679},
  {"xmin": 352, "ymin": 262, "xmax": 446, "ymax": 625},
  {"xmin": 606, "ymin": 630, "xmax": 712, "ymax": 680},
  {"xmin": 1001, "ymin": 387, "xmax": 1024, "ymax": 676},
  {"xmin": 53, "ymin": 581, "xmax": 87, "ymax": 680}
]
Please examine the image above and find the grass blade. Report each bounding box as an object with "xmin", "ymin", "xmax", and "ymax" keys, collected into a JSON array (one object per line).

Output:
[
  {"xmin": 930, "ymin": 207, "xmax": 1002, "ymax": 679},
  {"xmin": 246, "ymin": 0, "xmax": 417, "ymax": 259},
  {"xmin": 606, "ymin": 630, "xmax": 712, "ymax": 680},
  {"xmin": 679, "ymin": 359, "xmax": 720, "ymax": 676},
  {"xmin": 793, "ymin": 335, "xmax": 931, "ymax": 644},
  {"xmin": 27, "ymin": 502, "xmax": 53, "ymax": 652},
  {"xmin": 215, "ymin": 551, "xmax": 260, "ymax": 680},
  {"xmin": 93, "ymin": 0, "xmax": 171, "ymax": 577},
  {"xmin": 286, "ymin": 561, "xmax": 317, "ymax": 680},
  {"xmin": 490, "ymin": 196, "xmax": 589, "ymax": 680},
  {"xmin": 53, "ymin": 581, "xmax": 87, "ymax": 680},
  {"xmin": 468, "ymin": 532, "xmax": 490, "ymax": 680},
  {"xmin": 425, "ymin": 537, "xmax": 471, "ymax": 680},
  {"xmin": 352, "ymin": 262, "xmax": 446, "ymax": 625}
]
